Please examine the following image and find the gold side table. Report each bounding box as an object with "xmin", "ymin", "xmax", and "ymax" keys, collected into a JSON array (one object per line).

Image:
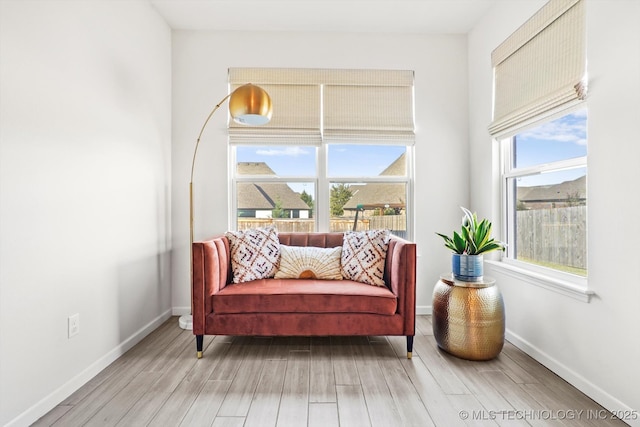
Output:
[{"xmin": 432, "ymin": 273, "xmax": 505, "ymax": 361}]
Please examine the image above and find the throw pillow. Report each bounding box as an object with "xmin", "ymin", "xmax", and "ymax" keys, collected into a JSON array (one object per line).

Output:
[
  {"xmin": 275, "ymin": 245, "xmax": 343, "ymax": 280},
  {"xmin": 341, "ymin": 229, "xmax": 390, "ymax": 287},
  {"xmin": 225, "ymin": 226, "xmax": 280, "ymax": 283}
]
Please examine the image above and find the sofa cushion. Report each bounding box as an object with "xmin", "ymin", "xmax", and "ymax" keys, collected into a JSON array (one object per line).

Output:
[
  {"xmin": 213, "ymin": 279, "xmax": 397, "ymax": 315},
  {"xmin": 341, "ymin": 229, "xmax": 390, "ymax": 287},
  {"xmin": 225, "ymin": 226, "xmax": 280, "ymax": 283},
  {"xmin": 275, "ymin": 245, "xmax": 342, "ymax": 280}
]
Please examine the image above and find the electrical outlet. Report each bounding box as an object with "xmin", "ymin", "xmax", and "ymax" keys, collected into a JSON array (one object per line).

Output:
[{"xmin": 68, "ymin": 314, "xmax": 80, "ymax": 338}]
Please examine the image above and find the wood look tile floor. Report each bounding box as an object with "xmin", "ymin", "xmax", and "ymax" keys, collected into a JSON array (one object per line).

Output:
[{"xmin": 34, "ymin": 316, "xmax": 626, "ymax": 427}]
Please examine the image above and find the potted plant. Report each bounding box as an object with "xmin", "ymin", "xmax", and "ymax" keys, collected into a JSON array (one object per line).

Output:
[{"xmin": 436, "ymin": 207, "xmax": 505, "ymax": 281}]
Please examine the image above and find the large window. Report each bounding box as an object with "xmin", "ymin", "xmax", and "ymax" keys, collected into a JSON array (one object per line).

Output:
[
  {"xmin": 232, "ymin": 144, "xmax": 411, "ymax": 238},
  {"xmin": 229, "ymin": 68, "xmax": 414, "ymax": 238},
  {"xmin": 490, "ymin": 0, "xmax": 588, "ymax": 291},
  {"xmin": 501, "ymin": 109, "xmax": 587, "ymax": 277}
]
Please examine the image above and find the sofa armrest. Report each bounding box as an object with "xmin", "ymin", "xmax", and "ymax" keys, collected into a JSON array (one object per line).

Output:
[
  {"xmin": 192, "ymin": 236, "xmax": 230, "ymax": 334},
  {"xmin": 386, "ymin": 236, "xmax": 417, "ymax": 335}
]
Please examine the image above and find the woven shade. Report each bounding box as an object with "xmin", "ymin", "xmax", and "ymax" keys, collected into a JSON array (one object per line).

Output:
[
  {"xmin": 229, "ymin": 83, "xmax": 321, "ymax": 145},
  {"xmin": 489, "ymin": 0, "xmax": 586, "ymax": 136},
  {"xmin": 324, "ymin": 85, "xmax": 415, "ymax": 144},
  {"xmin": 228, "ymin": 68, "xmax": 415, "ymax": 146}
]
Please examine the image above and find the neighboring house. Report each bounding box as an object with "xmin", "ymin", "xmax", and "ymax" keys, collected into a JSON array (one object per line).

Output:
[
  {"xmin": 517, "ymin": 175, "xmax": 586, "ymax": 209},
  {"xmin": 343, "ymin": 153, "xmax": 406, "ymax": 215},
  {"xmin": 237, "ymin": 162, "xmax": 311, "ymax": 218}
]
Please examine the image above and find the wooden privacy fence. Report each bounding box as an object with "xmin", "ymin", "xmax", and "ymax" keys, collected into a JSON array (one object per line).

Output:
[
  {"xmin": 238, "ymin": 215, "xmax": 407, "ymax": 237},
  {"xmin": 237, "ymin": 219, "xmax": 316, "ymax": 232},
  {"xmin": 516, "ymin": 206, "xmax": 586, "ymax": 269}
]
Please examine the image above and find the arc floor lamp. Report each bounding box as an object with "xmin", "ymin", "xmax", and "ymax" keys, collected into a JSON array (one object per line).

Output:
[{"xmin": 179, "ymin": 83, "xmax": 273, "ymax": 330}]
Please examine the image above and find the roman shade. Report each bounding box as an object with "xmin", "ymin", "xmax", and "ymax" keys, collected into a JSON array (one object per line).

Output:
[
  {"xmin": 489, "ymin": 0, "xmax": 586, "ymax": 136},
  {"xmin": 228, "ymin": 68, "xmax": 415, "ymax": 145},
  {"xmin": 228, "ymin": 83, "xmax": 322, "ymax": 145},
  {"xmin": 323, "ymin": 85, "xmax": 414, "ymax": 144}
]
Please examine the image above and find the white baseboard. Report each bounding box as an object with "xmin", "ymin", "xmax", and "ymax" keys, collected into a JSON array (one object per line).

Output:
[
  {"xmin": 416, "ymin": 305, "xmax": 432, "ymax": 315},
  {"xmin": 505, "ymin": 329, "xmax": 639, "ymax": 427},
  {"xmin": 6, "ymin": 309, "xmax": 173, "ymax": 427}
]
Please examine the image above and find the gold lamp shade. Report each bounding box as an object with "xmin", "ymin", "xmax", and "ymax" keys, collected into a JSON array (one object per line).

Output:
[{"xmin": 229, "ymin": 83, "xmax": 273, "ymax": 125}]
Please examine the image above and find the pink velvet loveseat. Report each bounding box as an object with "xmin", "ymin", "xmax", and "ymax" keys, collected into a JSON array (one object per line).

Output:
[{"xmin": 192, "ymin": 232, "xmax": 417, "ymax": 359}]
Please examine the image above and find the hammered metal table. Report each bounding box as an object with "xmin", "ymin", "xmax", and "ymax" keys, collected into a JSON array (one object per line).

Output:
[{"xmin": 432, "ymin": 273, "xmax": 505, "ymax": 360}]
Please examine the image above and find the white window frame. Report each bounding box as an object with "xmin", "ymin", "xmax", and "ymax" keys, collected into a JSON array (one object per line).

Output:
[
  {"xmin": 490, "ymin": 105, "xmax": 593, "ymax": 303},
  {"xmin": 325, "ymin": 144, "xmax": 413, "ymax": 238},
  {"xmin": 229, "ymin": 145, "xmax": 414, "ymax": 239},
  {"xmin": 229, "ymin": 146, "xmax": 318, "ymax": 227}
]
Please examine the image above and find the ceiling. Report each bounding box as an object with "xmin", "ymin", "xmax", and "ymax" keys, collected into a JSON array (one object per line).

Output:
[{"xmin": 150, "ymin": 0, "xmax": 501, "ymax": 34}]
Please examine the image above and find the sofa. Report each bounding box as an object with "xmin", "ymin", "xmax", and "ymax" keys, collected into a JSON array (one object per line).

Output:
[{"xmin": 191, "ymin": 231, "xmax": 417, "ymax": 359}]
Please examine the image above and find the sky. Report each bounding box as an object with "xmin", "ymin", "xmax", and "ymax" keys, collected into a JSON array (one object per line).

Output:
[
  {"xmin": 514, "ymin": 108, "xmax": 587, "ymax": 186},
  {"xmin": 237, "ymin": 145, "xmax": 405, "ymax": 183}
]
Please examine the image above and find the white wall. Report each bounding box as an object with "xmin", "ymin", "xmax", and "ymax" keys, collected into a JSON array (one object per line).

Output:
[
  {"xmin": 170, "ymin": 31, "xmax": 471, "ymax": 316},
  {"xmin": 468, "ymin": 0, "xmax": 640, "ymax": 423},
  {"xmin": 0, "ymin": 1, "xmax": 172, "ymax": 426}
]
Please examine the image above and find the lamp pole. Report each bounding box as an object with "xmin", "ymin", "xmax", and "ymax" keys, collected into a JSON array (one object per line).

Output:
[{"xmin": 179, "ymin": 84, "xmax": 272, "ymax": 330}]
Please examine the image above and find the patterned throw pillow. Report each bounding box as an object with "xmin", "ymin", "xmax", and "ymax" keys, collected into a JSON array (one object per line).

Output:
[
  {"xmin": 225, "ymin": 227, "xmax": 280, "ymax": 283},
  {"xmin": 275, "ymin": 245, "xmax": 343, "ymax": 280},
  {"xmin": 341, "ymin": 230, "xmax": 391, "ymax": 287}
]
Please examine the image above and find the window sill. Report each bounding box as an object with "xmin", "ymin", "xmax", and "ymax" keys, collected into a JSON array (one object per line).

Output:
[{"xmin": 485, "ymin": 260, "xmax": 594, "ymax": 303}]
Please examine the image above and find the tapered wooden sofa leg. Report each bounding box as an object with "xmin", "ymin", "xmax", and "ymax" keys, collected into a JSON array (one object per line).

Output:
[
  {"xmin": 196, "ymin": 335, "xmax": 203, "ymax": 359},
  {"xmin": 407, "ymin": 335, "xmax": 414, "ymax": 359}
]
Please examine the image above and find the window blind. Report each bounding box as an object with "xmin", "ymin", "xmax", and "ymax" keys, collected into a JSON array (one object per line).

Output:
[
  {"xmin": 489, "ymin": 0, "xmax": 586, "ymax": 136},
  {"xmin": 323, "ymin": 85, "xmax": 415, "ymax": 144},
  {"xmin": 228, "ymin": 68, "xmax": 415, "ymax": 145},
  {"xmin": 228, "ymin": 83, "xmax": 322, "ymax": 145}
]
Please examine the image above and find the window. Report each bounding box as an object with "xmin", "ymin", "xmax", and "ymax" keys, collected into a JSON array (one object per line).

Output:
[
  {"xmin": 327, "ymin": 145, "xmax": 409, "ymax": 239},
  {"xmin": 489, "ymin": 0, "xmax": 589, "ymax": 293},
  {"xmin": 232, "ymin": 144, "xmax": 411, "ymax": 238},
  {"xmin": 501, "ymin": 109, "xmax": 587, "ymax": 277},
  {"xmin": 228, "ymin": 68, "xmax": 414, "ymax": 237},
  {"xmin": 233, "ymin": 145, "xmax": 317, "ymax": 231}
]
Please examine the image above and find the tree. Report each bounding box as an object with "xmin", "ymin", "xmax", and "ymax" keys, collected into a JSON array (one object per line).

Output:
[
  {"xmin": 330, "ymin": 184, "xmax": 352, "ymax": 217},
  {"xmin": 300, "ymin": 190, "xmax": 314, "ymax": 217},
  {"xmin": 271, "ymin": 197, "xmax": 288, "ymax": 218},
  {"xmin": 565, "ymin": 190, "xmax": 583, "ymax": 207},
  {"xmin": 384, "ymin": 207, "xmax": 399, "ymax": 215}
]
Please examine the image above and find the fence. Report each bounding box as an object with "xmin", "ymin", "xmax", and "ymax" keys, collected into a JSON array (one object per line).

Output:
[
  {"xmin": 238, "ymin": 215, "xmax": 407, "ymax": 238},
  {"xmin": 238, "ymin": 219, "xmax": 315, "ymax": 232},
  {"xmin": 516, "ymin": 206, "xmax": 586, "ymax": 269}
]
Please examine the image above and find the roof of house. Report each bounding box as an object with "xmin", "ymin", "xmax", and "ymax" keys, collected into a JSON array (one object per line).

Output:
[
  {"xmin": 236, "ymin": 162, "xmax": 310, "ymax": 210},
  {"xmin": 237, "ymin": 162, "xmax": 277, "ymax": 175},
  {"xmin": 343, "ymin": 183, "xmax": 406, "ymax": 210},
  {"xmin": 379, "ymin": 153, "xmax": 406, "ymax": 176},
  {"xmin": 238, "ymin": 182, "xmax": 310, "ymax": 210},
  {"xmin": 343, "ymin": 153, "xmax": 406, "ymax": 210},
  {"xmin": 518, "ymin": 175, "xmax": 586, "ymax": 202}
]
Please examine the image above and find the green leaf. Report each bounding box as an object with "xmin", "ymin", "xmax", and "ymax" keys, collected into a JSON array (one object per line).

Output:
[
  {"xmin": 477, "ymin": 241, "xmax": 503, "ymax": 253},
  {"xmin": 437, "ymin": 207, "xmax": 505, "ymax": 255},
  {"xmin": 452, "ymin": 231, "xmax": 466, "ymax": 254},
  {"xmin": 475, "ymin": 221, "xmax": 491, "ymax": 249}
]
